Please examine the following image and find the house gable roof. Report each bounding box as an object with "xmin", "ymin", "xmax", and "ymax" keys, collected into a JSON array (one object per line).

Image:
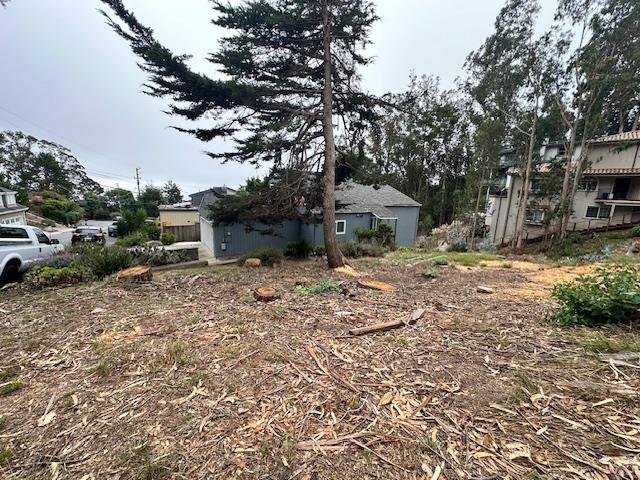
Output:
[{"xmin": 335, "ymin": 182, "xmax": 420, "ymax": 216}]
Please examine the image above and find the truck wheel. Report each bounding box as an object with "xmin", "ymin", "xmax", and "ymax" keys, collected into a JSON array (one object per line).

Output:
[{"xmin": 0, "ymin": 261, "xmax": 20, "ymax": 284}]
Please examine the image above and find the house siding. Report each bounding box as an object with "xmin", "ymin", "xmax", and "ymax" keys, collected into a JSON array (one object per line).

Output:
[
  {"xmin": 159, "ymin": 210, "xmax": 199, "ymax": 227},
  {"xmin": 386, "ymin": 206, "xmax": 420, "ymax": 247},
  {"xmin": 212, "ymin": 220, "xmax": 300, "ymax": 258}
]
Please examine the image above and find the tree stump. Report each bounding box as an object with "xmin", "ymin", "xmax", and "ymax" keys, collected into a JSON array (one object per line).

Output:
[
  {"xmin": 253, "ymin": 286, "xmax": 280, "ymax": 302},
  {"xmin": 244, "ymin": 258, "xmax": 262, "ymax": 267},
  {"xmin": 117, "ymin": 266, "xmax": 152, "ymax": 283}
]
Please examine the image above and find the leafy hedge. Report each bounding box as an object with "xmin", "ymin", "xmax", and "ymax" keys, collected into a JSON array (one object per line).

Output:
[
  {"xmin": 160, "ymin": 232, "xmax": 176, "ymax": 245},
  {"xmin": 340, "ymin": 240, "xmax": 385, "ymax": 258},
  {"xmin": 284, "ymin": 240, "xmax": 311, "ymax": 259},
  {"xmin": 551, "ymin": 266, "xmax": 640, "ymax": 326},
  {"xmin": 24, "ymin": 265, "xmax": 90, "ymax": 288}
]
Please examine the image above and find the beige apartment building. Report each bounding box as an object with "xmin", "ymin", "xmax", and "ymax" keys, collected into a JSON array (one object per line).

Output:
[{"xmin": 486, "ymin": 131, "xmax": 640, "ymax": 245}]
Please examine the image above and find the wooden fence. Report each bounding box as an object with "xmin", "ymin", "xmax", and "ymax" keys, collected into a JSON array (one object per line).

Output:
[{"xmin": 162, "ymin": 224, "xmax": 200, "ymax": 242}]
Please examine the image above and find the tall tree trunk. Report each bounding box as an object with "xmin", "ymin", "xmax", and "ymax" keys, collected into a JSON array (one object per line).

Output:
[
  {"xmin": 470, "ymin": 161, "xmax": 486, "ymax": 248},
  {"xmin": 557, "ymin": 116, "xmax": 579, "ymax": 238},
  {"xmin": 514, "ymin": 96, "xmax": 539, "ymax": 250},
  {"xmin": 321, "ymin": 0, "xmax": 344, "ymax": 269}
]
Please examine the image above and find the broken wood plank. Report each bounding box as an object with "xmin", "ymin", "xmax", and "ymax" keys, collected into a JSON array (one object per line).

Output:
[
  {"xmin": 357, "ymin": 277, "xmax": 395, "ymax": 291},
  {"xmin": 349, "ymin": 308, "xmax": 426, "ymax": 336}
]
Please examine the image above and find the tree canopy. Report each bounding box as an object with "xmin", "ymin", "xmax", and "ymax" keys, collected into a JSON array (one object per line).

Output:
[{"xmin": 0, "ymin": 130, "xmax": 102, "ymax": 196}]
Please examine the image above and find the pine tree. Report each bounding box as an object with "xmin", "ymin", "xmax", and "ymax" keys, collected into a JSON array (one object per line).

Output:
[
  {"xmin": 162, "ymin": 181, "xmax": 182, "ymax": 205},
  {"xmin": 100, "ymin": 0, "xmax": 377, "ymax": 268}
]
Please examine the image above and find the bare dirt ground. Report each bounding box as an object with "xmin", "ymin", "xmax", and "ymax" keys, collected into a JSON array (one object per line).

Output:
[{"xmin": 1, "ymin": 255, "xmax": 639, "ymax": 479}]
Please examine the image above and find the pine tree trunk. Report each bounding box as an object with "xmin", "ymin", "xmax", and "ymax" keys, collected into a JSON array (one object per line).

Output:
[{"xmin": 321, "ymin": 0, "xmax": 345, "ymax": 269}]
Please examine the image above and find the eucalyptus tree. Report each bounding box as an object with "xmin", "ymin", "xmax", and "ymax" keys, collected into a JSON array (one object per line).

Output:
[{"xmin": 100, "ymin": 0, "xmax": 377, "ymax": 268}]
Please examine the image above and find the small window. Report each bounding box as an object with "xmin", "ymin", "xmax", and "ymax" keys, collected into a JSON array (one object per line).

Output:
[
  {"xmin": 0, "ymin": 226, "xmax": 29, "ymax": 239},
  {"xmin": 578, "ymin": 177, "xmax": 597, "ymax": 191},
  {"xmin": 527, "ymin": 209, "xmax": 545, "ymax": 224},
  {"xmin": 34, "ymin": 228, "xmax": 50, "ymax": 244},
  {"xmin": 585, "ymin": 206, "xmax": 599, "ymax": 218},
  {"xmin": 335, "ymin": 220, "xmax": 346, "ymax": 235},
  {"xmin": 598, "ymin": 205, "xmax": 611, "ymax": 219}
]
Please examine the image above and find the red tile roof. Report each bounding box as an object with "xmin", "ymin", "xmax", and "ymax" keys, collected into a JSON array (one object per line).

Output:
[
  {"xmin": 590, "ymin": 131, "xmax": 640, "ymax": 144},
  {"xmin": 583, "ymin": 168, "xmax": 640, "ymax": 176}
]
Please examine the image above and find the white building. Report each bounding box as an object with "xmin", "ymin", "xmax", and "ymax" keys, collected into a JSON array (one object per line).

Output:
[
  {"xmin": 0, "ymin": 187, "xmax": 28, "ymax": 225},
  {"xmin": 485, "ymin": 131, "xmax": 640, "ymax": 245}
]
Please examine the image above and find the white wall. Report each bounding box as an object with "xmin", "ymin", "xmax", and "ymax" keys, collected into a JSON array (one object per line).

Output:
[{"xmin": 199, "ymin": 216, "xmax": 215, "ymax": 257}]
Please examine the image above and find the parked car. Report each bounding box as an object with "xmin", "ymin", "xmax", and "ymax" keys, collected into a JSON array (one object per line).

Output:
[
  {"xmin": 0, "ymin": 225, "xmax": 63, "ymax": 284},
  {"xmin": 108, "ymin": 222, "xmax": 118, "ymax": 237},
  {"xmin": 71, "ymin": 227, "xmax": 106, "ymax": 245}
]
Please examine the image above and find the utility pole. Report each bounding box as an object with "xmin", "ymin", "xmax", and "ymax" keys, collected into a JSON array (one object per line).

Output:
[{"xmin": 135, "ymin": 168, "xmax": 142, "ymax": 198}]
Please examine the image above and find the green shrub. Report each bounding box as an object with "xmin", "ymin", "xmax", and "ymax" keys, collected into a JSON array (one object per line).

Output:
[
  {"xmin": 313, "ymin": 245, "xmax": 326, "ymax": 257},
  {"xmin": 358, "ymin": 243, "xmax": 385, "ymax": 257},
  {"xmin": 64, "ymin": 211, "xmax": 83, "ymax": 226},
  {"xmin": 340, "ymin": 240, "xmax": 360, "ymax": 258},
  {"xmin": 94, "ymin": 208, "xmax": 112, "ymax": 220},
  {"xmin": 160, "ymin": 232, "xmax": 176, "ymax": 245},
  {"xmin": 479, "ymin": 238, "xmax": 497, "ymax": 254},
  {"xmin": 298, "ymin": 279, "xmax": 341, "ymax": 296},
  {"xmin": 41, "ymin": 197, "xmax": 83, "ymax": 224},
  {"xmin": 131, "ymin": 246, "xmax": 189, "ymax": 267},
  {"xmin": 421, "ymin": 269, "xmax": 439, "ymax": 279},
  {"xmin": 354, "ymin": 227, "xmax": 376, "ymax": 242},
  {"xmin": 375, "ymin": 223, "xmax": 395, "ymax": 248},
  {"xmin": 24, "ymin": 265, "xmax": 90, "ymax": 288},
  {"xmin": 340, "ymin": 240, "xmax": 385, "ymax": 258},
  {"xmin": 77, "ymin": 245, "xmax": 132, "ymax": 279},
  {"xmin": 630, "ymin": 226, "xmax": 640, "ymax": 238},
  {"xmin": 431, "ymin": 257, "xmax": 449, "ymax": 266},
  {"xmin": 116, "ymin": 232, "xmax": 148, "ymax": 247},
  {"xmin": 143, "ymin": 224, "xmax": 161, "ymax": 241},
  {"xmin": 447, "ymin": 240, "xmax": 468, "ymax": 252},
  {"xmin": 551, "ymin": 266, "xmax": 640, "ymax": 326},
  {"xmin": 117, "ymin": 208, "xmax": 147, "ymax": 236},
  {"xmin": 284, "ymin": 240, "xmax": 311, "ymax": 259},
  {"xmin": 239, "ymin": 247, "xmax": 283, "ymax": 267}
]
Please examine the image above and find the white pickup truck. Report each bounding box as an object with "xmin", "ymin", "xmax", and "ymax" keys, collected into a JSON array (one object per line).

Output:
[{"xmin": 0, "ymin": 225, "xmax": 63, "ymax": 283}]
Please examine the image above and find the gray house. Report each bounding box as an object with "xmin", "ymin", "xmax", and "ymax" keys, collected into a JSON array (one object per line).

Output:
[{"xmin": 198, "ymin": 181, "xmax": 421, "ymax": 258}]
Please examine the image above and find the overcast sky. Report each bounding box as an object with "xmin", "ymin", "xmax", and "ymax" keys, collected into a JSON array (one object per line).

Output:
[{"xmin": 0, "ymin": 0, "xmax": 556, "ymax": 195}]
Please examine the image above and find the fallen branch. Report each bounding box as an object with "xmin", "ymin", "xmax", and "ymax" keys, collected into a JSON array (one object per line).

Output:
[{"xmin": 349, "ymin": 308, "xmax": 426, "ymax": 336}]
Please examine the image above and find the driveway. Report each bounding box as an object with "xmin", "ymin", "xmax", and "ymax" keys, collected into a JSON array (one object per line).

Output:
[{"xmin": 49, "ymin": 220, "xmax": 117, "ymax": 247}]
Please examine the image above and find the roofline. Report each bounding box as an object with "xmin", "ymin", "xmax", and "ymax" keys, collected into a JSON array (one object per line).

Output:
[
  {"xmin": 0, "ymin": 206, "xmax": 28, "ymax": 214},
  {"xmin": 159, "ymin": 207, "xmax": 199, "ymax": 212}
]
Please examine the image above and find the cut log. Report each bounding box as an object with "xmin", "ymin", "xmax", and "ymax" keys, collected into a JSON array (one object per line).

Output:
[
  {"xmin": 349, "ymin": 308, "xmax": 426, "ymax": 336},
  {"xmin": 357, "ymin": 277, "xmax": 395, "ymax": 291},
  {"xmin": 253, "ymin": 286, "xmax": 280, "ymax": 302},
  {"xmin": 117, "ymin": 266, "xmax": 152, "ymax": 283}
]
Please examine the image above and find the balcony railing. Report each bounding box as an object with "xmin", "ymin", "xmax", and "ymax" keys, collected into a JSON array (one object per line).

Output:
[{"xmin": 595, "ymin": 190, "xmax": 640, "ymax": 201}]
